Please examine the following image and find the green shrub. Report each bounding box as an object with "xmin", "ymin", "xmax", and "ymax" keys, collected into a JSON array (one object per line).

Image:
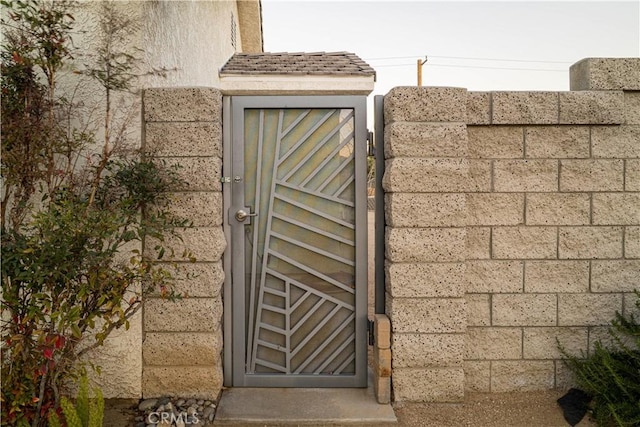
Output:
[
  {"xmin": 1, "ymin": 1, "xmax": 186, "ymax": 425},
  {"xmin": 48, "ymin": 373, "xmax": 104, "ymax": 427},
  {"xmin": 562, "ymin": 292, "xmax": 640, "ymax": 426}
]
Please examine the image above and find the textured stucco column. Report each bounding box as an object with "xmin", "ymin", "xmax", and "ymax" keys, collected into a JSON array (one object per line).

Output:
[
  {"xmin": 383, "ymin": 87, "xmax": 468, "ymax": 402},
  {"xmin": 141, "ymin": 88, "xmax": 226, "ymax": 399}
]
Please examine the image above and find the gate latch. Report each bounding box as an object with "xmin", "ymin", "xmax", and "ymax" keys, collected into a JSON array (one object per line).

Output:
[{"xmin": 235, "ymin": 209, "xmax": 258, "ymax": 222}]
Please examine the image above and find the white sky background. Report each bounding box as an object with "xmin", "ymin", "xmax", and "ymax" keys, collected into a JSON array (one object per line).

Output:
[{"xmin": 261, "ymin": 1, "xmax": 640, "ymax": 97}]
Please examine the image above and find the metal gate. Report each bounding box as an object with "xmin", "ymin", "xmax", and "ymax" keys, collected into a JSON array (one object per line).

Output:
[{"xmin": 223, "ymin": 96, "xmax": 368, "ymax": 387}]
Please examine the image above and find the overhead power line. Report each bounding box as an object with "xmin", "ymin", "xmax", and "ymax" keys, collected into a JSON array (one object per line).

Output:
[
  {"xmin": 372, "ymin": 62, "xmax": 567, "ymax": 72},
  {"xmin": 365, "ymin": 54, "xmax": 573, "ymax": 64}
]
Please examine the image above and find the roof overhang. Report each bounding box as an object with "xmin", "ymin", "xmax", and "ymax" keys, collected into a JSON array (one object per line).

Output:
[{"xmin": 219, "ymin": 74, "xmax": 375, "ymax": 95}]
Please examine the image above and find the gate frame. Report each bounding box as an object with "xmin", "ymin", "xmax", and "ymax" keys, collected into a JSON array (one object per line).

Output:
[{"xmin": 222, "ymin": 95, "xmax": 369, "ymax": 388}]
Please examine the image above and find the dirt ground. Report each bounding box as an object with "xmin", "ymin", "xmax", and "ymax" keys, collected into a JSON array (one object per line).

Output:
[
  {"xmin": 105, "ymin": 389, "xmax": 595, "ymax": 426},
  {"xmin": 388, "ymin": 390, "xmax": 595, "ymax": 427}
]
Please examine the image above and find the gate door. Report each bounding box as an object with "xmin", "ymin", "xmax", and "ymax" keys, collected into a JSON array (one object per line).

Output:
[{"xmin": 225, "ymin": 96, "xmax": 367, "ymax": 387}]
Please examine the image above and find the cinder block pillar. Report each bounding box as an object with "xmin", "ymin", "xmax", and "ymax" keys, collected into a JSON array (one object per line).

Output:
[
  {"xmin": 570, "ymin": 58, "xmax": 640, "ymax": 91},
  {"xmin": 382, "ymin": 87, "xmax": 468, "ymax": 402},
  {"xmin": 141, "ymin": 88, "xmax": 226, "ymax": 399}
]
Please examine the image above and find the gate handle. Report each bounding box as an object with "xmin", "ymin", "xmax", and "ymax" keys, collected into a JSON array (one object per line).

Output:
[{"xmin": 235, "ymin": 209, "xmax": 258, "ymax": 222}]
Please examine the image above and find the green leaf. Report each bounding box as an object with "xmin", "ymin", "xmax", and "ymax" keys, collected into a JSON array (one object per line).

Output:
[{"xmin": 70, "ymin": 324, "xmax": 82, "ymax": 339}]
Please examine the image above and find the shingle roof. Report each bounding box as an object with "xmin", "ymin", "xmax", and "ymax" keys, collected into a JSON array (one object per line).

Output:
[{"xmin": 220, "ymin": 52, "xmax": 376, "ymax": 80}]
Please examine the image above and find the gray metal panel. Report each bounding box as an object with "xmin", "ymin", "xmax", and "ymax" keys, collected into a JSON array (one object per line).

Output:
[
  {"xmin": 353, "ymin": 97, "xmax": 368, "ymax": 387},
  {"xmin": 222, "ymin": 96, "xmax": 233, "ymax": 386},
  {"xmin": 225, "ymin": 96, "xmax": 368, "ymax": 388},
  {"xmin": 231, "ymin": 97, "xmax": 249, "ymax": 386},
  {"xmin": 374, "ymin": 95, "xmax": 385, "ymax": 315}
]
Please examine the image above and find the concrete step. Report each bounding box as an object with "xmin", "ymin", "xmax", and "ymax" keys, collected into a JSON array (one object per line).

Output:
[{"xmin": 213, "ymin": 372, "xmax": 396, "ymax": 425}]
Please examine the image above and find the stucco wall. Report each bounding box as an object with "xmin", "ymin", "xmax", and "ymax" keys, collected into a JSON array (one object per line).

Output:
[
  {"xmin": 383, "ymin": 58, "xmax": 640, "ymax": 402},
  {"xmin": 140, "ymin": 0, "xmax": 242, "ymax": 88},
  {"xmin": 69, "ymin": 0, "xmax": 245, "ymax": 398}
]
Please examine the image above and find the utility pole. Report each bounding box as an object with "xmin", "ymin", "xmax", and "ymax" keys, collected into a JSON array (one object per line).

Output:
[{"xmin": 417, "ymin": 56, "xmax": 428, "ymax": 86}]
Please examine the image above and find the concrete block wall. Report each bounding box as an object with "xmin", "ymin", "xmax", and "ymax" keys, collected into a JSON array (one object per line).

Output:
[
  {"xmin": 142, "ymin": 88, "xmax": 226, "ymax": 399},
  {"xmin": 383, "ymin": 58, "xmax": 640, "ymax": 402},
  {"xmin": 383, "ymin": 87, "xmax": 469, "ymax": 402}
]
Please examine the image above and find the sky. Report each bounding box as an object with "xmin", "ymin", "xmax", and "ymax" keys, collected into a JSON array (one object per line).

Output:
[{"xmin": 261, "ymin": 1, "xmax": 640, "ymax": 98}]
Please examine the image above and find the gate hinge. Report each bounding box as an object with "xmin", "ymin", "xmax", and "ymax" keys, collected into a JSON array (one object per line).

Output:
[
  {"xmin": 220, "ymin": 176, "xmax": 232, "ymax": 183},
  {"xmin": 367, "ymin": 318, "xmax": 375, "ymax": 346},
  {"xmin": 367, "ymin": 130, "xmax": 375, "ymax": 157}
]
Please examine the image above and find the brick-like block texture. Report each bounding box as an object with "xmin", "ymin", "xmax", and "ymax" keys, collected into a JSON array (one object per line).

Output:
[
  {"xmin": 393, "ymin": 368, "xmax": 465, "ymax": 402},
  {"xmin": 491, "ymin": 361, "xmax": 555, "ymax": 392},
  {"xmin": 386, "ymin": 298, "xmax": 466, "ymax": 334},
  {"xmin": 142, "ymin": 87, "xmax": 225, "ymax": 400},
  {"xmin": 384, "ymin": 86, "xmax": 468, "ymax": 402},
  {"xmin": 570, "ymin": 58, "xmax": 640, "ymax": 91},
  {"xmin": 384, "ymin": 86, "xmax": 467, "ymax": 123},
  {"xmin": 393, "ymin": 334, "xmax": 464, "ymax": 368},
  {"xmin": 142, "ymin": 366, "xmax": 222, "ymax": 399},
  {"xmin": 559, "ymin": 91, "xmax": 625, "ymax": 124},
  {"xmin": 373, "ymin": 315, "xmax": 392, "ymax": 404},
  {"xmin": 384, "ymin": 59, "xmax": 638, "ymax": 402},
  {"xmin": 385, "ymin": 122, "xmax": 468, "ymax": 158},
  {"xmin": 143, "ymin": 331, "xmax": 221, "ymax": 366},
  {"xmin": 492, "ymin": 92, "xmax": 558, "ymax": 124},
  {"xmin": 144, "ymin": 87, "xmax": 222, "ymax": 122}
]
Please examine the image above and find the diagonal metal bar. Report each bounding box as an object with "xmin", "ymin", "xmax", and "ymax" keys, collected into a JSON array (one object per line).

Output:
[
  {"xmin": 256, "ymin": 339, "xmax": 286, "ymax": 352},
  {"xmin": 274, "ymin": 193, "xmax": 355, "ymax": 229},
  {"xmin": 272, "ymin": 212, "xmax": 354, "ymax": 246},
  {"xmin": 317, "ymin": 154, "xmax": 354, "ymax": 193},
  {"xmin": 300, "ymin": 130, "xmax": 354, "ymax": 187},
  {"xmin": 334, "ymin": 352, "xmax": 356, "ymax": 374},
  {"xmin": 267, "ymin": 251, "xmax": 355, "ymax": 295},
  {"xmin": 276, "ymin": 180, "xmax": 354, "ymax": 208},
  {"xmin": 282, "ymin": 110, "xmax": 354, "ymax": 182},
  {"xmin": 267, "ymin": 268, "xmax": 355, "ymax": 311},
  {"xmin": 295, "ymin": 307, "xmax": 355, "ymax": 373},
  {"xmin": 259, "ymin": 322, "xmax": 286, "ymax": 335},
  {"xmin": 290, "ymin": 298, "xmax": 325, "ymax": 335},
  {"xmin": 280, "ymin": 109, "xmax": 311, "ymax": 140},
  {"xmin": 250, "ymin": 109, "xmax": 285, "ymax": 372},
  {"xmin": 263, "ymin": 286, "xmax": 286, "ymax": 298},
  {"xmin": 290, "ymin": 304, "xmax": 342, "ymax": 361},
  {"xmin": 261, "ymin": 304, "xmax": 286, "ymax": 314},
  {"xmin": 298, "ymin": 313, "xmax": 354, "ymax": 374},
  {"xmin": 290, "ymin": 289, "xmax": 312, "ymax": 313},
  {"xmin": 314, "ymin": 330, "xmax": 355, "ymax": 374},
  {"xmin": 277, "ymin": 109, "xmax": 335, "ymax": 167},
  {"xmin": 334, "ymin": 175, "xmax": 355, "ymax": 199},
  {"xmin": 270, "ymin": 231, "xmax": 355, "ymax": 267},
  {"xmin": 254, "ymin": 358, "xmax": 288, "ymax": 373}
]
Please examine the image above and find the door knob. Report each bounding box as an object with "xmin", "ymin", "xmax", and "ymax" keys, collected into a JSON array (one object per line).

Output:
[{"xmin": 235, "ymin": 209, "xmax": 258, "ymax": 222}]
